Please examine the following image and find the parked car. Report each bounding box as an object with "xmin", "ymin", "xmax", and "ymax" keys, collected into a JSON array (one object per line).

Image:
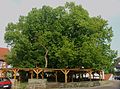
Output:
[
  {"xmin": 0, "ymin": 77, "xmax": 12, "ymax": 89},
  {"xmin": 114, "ymin": 76, "xmax": 120, "ymax": 80}
]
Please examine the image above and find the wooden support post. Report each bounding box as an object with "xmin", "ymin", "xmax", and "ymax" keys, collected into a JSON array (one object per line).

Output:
[
  {"xmin": 61, "ymin": 69, "xmax": 70, "ymax": 83},
  {"xmin": 18, "ymin": 75, "xmax": 20, "ymax": 82},
  {"xmin": 89, "ymin": 71, "xmax": 92, "ymax": 81},
  {"xmin": 3, "ymin": 69, "xmax": 7, "ymax": 77},
  {"xmin": 85, "ymin": 73, "xmax": 86, "ymax": 78},
  {"xmin": 101, "ymin": 71, "xmax": 103, "ymax": 81},
  {"xmin": 42, "ymin": 71, "xmax": 44, "ymax": 79},
  {"xmin": 65, "ymin": 73, "xmax": 67, "ymax": 83},
  {"xmin": 99, "ymin": 71, "xmax": 102, "ymax": 81},
  {"xmin": 55, "ymin": 71, "xmax": 58, "ymax": 82},
  {"xmin": 72, "ymin": 73, "xmax": 74, "ymax": 82},
  {"xmin": 30, "ymin": 71, "xmax": 33, "ymax": 79},
  {"xmin": 75, "ymin": 73, "xmax": 76, "ymax": 80},
  {"xmin": 33, "ymin": 68, "xmax": 42, "ymax": 79},
  {"xmin": 81, "ymin": 73, "xmax": 83, "ymax": 81},
  {"xmin": 1, "ymin": 69, "xmax": 6, "ymax": 77},
  {"xmin": 12, "ymin": 68, "xmax": 19, "ymax": 80},
  {"xmin": 79, "ymin": 73, "xmax": 81, "ymax": 81},
  {"xmin": 93, "ymin": 73, "xmax": 94, "ymax": 79},
  {"xmin": 37, "ymin": 74, "xmax": 39, "ymax": 79},
  {"xmin": 0, "ymin": 71, "xmax": 2, "ymax": 77}
]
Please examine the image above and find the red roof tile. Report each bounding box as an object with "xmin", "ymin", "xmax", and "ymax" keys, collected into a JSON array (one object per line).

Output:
[
  {"xmin": 104, "ymin": 74, "xmax": 113, "ymax": 80},
  {"xmin": 0, "ymin": 48, "xmax": 9, "ymax": 61}
]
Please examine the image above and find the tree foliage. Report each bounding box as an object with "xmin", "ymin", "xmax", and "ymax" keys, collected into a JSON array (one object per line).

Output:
[{"xmin": 5, "ymin": 2, "xmax": 117, "ymax": 69}]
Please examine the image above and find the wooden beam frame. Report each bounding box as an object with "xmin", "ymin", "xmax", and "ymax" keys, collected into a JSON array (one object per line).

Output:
[
  {"xmin": 12, "ymin": 68, "xmax": 19, "ymax": 80},
  {"xmin": 0, "ymin": 68, "xmax": 102, "ymax": 82},
  {"xmin": 61, "ymin": 69, "xmax": 70, "ymax": 83},
  {"xmin": 33, "ymin": 68, "xmax": 42, "ymax": 79}
]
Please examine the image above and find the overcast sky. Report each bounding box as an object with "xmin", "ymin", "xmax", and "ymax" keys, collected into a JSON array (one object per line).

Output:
[{"xmin": 0, "ymin": 0, "xmax": 120, "ymax": 56}]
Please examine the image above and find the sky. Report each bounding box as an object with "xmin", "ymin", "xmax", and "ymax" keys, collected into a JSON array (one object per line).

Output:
[{"xmin": 0, "ymin": 0, "xmax": 120, "ymax": 56}]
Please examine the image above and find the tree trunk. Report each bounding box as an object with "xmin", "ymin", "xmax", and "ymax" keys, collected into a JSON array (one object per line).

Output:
[
  {"xmin": 45, "ymin": 49, "xmax": 48, "ymax": 68},
  {"xmin": 41, "ymin": 45, "xmax": 48, "ymax": 68}
]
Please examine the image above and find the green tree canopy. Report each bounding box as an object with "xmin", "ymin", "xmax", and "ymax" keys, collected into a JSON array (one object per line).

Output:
[{"xmin": 5, "ymin": 2, "xmax": 117, "ymax": 70}]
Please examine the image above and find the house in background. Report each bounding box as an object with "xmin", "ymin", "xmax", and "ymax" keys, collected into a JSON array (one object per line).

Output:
[
  {"xmin": 0, "ymin": 47, "xmax": 9, "ymax": 77},
  {"xmin": 104, "ymin": 74, "xmax": 113, "ymax": 80},
  {"xmin": 114, "ymin": 57, "xmax": 120, "ymax": 79},
  {"xmin": 0, "ymin": 47, "xmax": 9, "ymax": 68}
]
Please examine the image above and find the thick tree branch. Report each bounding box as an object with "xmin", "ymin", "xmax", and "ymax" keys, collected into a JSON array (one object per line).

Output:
[{"xmin": 41, "ymin": 44, "xmax": 48, "ymax": 68}]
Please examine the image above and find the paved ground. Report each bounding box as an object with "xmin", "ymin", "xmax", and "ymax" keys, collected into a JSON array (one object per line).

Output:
[
  {"xmin": 51, "ymin": 81, "xmax": 120, "ymax": 89},
  {"xmin": 81, "ymin": 80, "xmax": 120, "ymax": 89}
]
